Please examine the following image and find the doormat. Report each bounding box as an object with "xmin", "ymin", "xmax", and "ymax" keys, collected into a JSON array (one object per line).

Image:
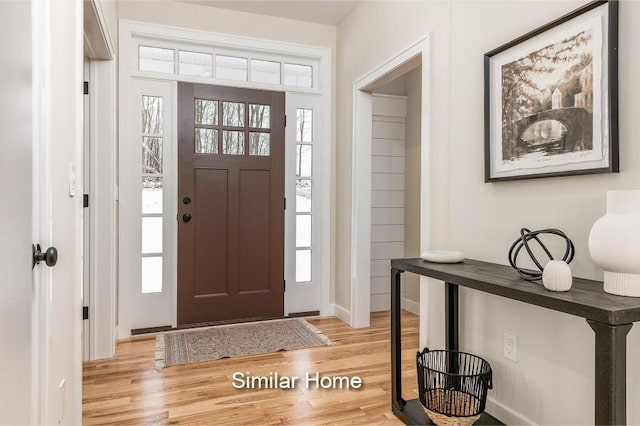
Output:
[{"xmin": 155, "ymin": 318, "xmax": 332, "ymax": 370}]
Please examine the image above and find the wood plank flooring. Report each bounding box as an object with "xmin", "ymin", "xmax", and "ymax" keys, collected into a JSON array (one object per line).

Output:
[{"xmin": 83, "ymin": 311, "xmax": 420, "ymax": 425}]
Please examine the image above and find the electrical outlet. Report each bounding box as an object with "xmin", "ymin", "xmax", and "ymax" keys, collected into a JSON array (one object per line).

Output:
[{"xmin": 504, "ymin": 333, "xmax": 517, "ymax": 362}]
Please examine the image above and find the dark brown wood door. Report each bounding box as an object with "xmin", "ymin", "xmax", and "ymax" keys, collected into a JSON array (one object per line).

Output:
[{"xmin": 177, "ymin": 82, "xmax": 285, "ymax": 326}]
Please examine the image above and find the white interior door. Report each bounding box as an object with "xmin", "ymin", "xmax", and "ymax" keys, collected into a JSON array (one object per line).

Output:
[
  {"xmin": 285, "ymin": 94, "xmax": 323, "ymax": 314},
  {"xmin": 1, "ymin": 0, "xmax": 83, "ymax": 424},
  {"xmin": 0, "ymin": 1, "xmax": 36, "ymax": 422}
]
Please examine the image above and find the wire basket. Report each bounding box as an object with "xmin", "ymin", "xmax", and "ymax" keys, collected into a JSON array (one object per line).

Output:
[{"xmin": 416, "ymin": 348, "xmax": 493, "ymax": 426}]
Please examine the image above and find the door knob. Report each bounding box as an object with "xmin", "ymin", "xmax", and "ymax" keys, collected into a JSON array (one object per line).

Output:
[
  {"xmin": 32, "ymin": 244, "xmax": 58, "ymax": 269},
  {"xmin": 182, "ymin": 213, "xmax": 192, "ymax": 222}
]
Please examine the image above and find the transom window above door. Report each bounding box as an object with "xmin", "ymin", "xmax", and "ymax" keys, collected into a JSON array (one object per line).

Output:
[
  {"xmin": 138, "ymin": 45, "xmax": 315, "ymax": 89},
  {"xmin": 193, "ymin": 99, "xmax": 272, "ymax": 156}
]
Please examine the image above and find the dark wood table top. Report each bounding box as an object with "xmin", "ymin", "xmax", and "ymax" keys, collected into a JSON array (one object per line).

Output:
[{"xmin": 391, "ymin": 258, "xmax": 640, "ymax": 325}]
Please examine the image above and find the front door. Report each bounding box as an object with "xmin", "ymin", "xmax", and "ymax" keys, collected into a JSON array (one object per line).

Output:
[{"xmin": 177, "ymin": 83, "xmax": 285, "ymax": 325}]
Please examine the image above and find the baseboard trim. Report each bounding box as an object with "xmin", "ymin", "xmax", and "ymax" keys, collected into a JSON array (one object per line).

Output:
[
  {"xmin": 401, "ymin": 297, "xmax": 420, "ymax": 315},
  {"xmin": 333, "ymin": 304, "xmax": 351, "ymax": 325},
  {"xmin": 486, "ymin": 397, "xmax": 535, "ymax": 425}
]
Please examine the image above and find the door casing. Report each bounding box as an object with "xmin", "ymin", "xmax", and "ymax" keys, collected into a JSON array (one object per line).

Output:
[{"xmin": 118, "ymin": 21, "xmax": 333, "ymax": 338}]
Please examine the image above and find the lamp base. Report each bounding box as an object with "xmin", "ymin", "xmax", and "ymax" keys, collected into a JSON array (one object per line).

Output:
[{"xmin": 603, "ymin": 271, "xmax": 640, "ymax": 297}]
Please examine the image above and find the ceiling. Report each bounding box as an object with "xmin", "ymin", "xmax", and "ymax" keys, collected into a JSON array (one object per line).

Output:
[{"xmin": 179, "ymin": 1, "xmax": 360, "ymax": 25}]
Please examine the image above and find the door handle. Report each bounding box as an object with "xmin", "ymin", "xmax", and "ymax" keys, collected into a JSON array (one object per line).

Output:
[
  {"xmin": 182, "ymin": 213, "xmax": 192, "ymax": 222},
  {"xmin": 32, "ymin": 244, "xmax": 58, "ymax": 269}
]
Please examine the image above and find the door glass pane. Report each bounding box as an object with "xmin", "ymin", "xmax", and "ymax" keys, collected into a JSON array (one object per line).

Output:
[
  {"xmin": 178, "ymin": 51, "xmax": 213, "ymax": 78},
  {"xmin": 296, "ymin": 179, "xmax": 312, "ymax": 212},
  {"xmin": 195, "ymin": 128, "xmax": 218, "ymax": 154},
  {"xmin": 222, "ymin": 102, "xmax": 245, "ymax": 127},
  {"xmin": 223, "ymin": 131, "xmax": 245, "ymax": 155},
  {"xmin": 296, "ymin": 215, "xmax": 312, "ymax": 247},
  {"xmin": 249, "ymin": 104, "xmax": 270, "ymax": 129},
  {"xmin": 195, "ymin": 99, "xmax": 217, "ymax": 125},
  {"xmin": 216, "ymin": 55, "xmax": 247, "ymax": 81},
  {"xmin": 142, "ymin": 217, "xmax": 163, "ymax": 254},
  {"xmin": 296, "ymin": 144, "xmax": 312, "ymax": 177},
  {"xmin": 139, "ymin": 46, "xmax": 175, "ymax": 74},
  {"xmin": 142, "ymin": 96, "xmax": 163, "ymax": 135},
  {"xmin": 284, "ymin": 63, "xmax": 313, "ymax": 88},
  {"xmin": 141, "ymin": 256, "xmax": 163, "ymax": 293},
  {"xmin": 142, "ymin": 177, "xmax": 163, "ymax": 214},
  {"xmin": 249, "ymin": 132, "xmax": 270, "ymax": 156},
  {"xmin": 142, "ymin": 137, "xmax": 163, "ymax": 174},
  {"xmin": 296, "ymin": 109, "xmax": 312, "ymax": 142},
  {"xmin": 251, "ymin": 59, "xmax": 280, "ymax": 84},
  {"xmin": 296, "ymin": 249, "xmax": 312, "ymax": 282}
]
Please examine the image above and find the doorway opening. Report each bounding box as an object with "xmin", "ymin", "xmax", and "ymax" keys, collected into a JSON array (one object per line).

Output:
[{"xmin": 350, "ymin": 37, "xmax": 431, "ymax": 329}]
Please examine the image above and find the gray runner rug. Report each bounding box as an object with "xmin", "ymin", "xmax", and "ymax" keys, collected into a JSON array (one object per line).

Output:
[{"xmin": 155, "ymin": 318, "xmax": 332, "ymax": 370}]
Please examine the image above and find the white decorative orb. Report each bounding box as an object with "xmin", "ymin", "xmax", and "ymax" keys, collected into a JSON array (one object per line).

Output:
[
  {"xmin": 542, "ymin": 260, "xmax": 572, "ymax": 292},
  {"xmin": 420, "ymin": 250, "xmax": 465, "ymax": 264},
  {"xmin": 589, "ymin": 190, "xmax": 640, "ymax": 297}
]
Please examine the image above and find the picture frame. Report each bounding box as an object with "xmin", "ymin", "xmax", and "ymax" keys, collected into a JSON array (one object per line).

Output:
[{"xmin": 484, "ymin": 0, "xmax": 618, "ymax": 182}]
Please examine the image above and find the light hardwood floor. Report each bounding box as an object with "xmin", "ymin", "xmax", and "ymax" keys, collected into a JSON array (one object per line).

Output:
[{"xmin": 83, "ymin": 311, "xmax": 420, "ymax": 425}]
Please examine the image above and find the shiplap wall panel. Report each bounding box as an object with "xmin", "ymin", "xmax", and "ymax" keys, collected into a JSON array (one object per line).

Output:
[
  {"xmin": 371, "ymin": 277, "xmax": 390, "ymax": 295},
  {"xmin": 370, "ymin": 294, "xmax": 391, "ymax": 312},
  {"xmin": 371, "ymin": 225, "xmax": 405, "ymax": 242},
  {"xmin": 370, "ymin": 259, "xmax": 390, "ymax": 277},
  {"xmin": 372, "ymin": 94, "xmax": 408, "ymax": 117},
  {"xmin": 372, "ymin": 139, "xmax": 405, "ymax": 157},
  {"xmin": 372, "ymin": 121, "xmax": 405, "ymax": 140},
  {"xmin": 371, "ymin": 156, "xmax": 405, "ymax": 174},
  {"xmin": 370, "ymin": 94, "xmax": 407, "ymax": 313},
  {"xmin": 371, "ymin": 174, "xmax": 404, "ymax": 190},
  {"xmin": 371, "ymin": 208, "xmax": 404, "ymax": 225},
  {"xmin": 371, "ymin": 241, "xmax": 404, "ymax": 260},
  {"xmin": 371, "ymin": 190, "xmax": 405, "ymax": 208}
]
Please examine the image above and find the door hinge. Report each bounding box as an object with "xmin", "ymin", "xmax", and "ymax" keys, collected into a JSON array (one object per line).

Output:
[
  {"xmin": 83, "ymin": 306, "xmax": 89, "ymax": 320},
  {"xmin": 83, "ymin": 194, "xmax": 89, "ymax": 208},
  {"xmin": 284, "ymin": 280, "xmax": 286, "ymax": 292},
  {"xmin": 83, "ymin": 81, "xmax": 89, "ymax": 95},
  {"xmin": 284, "ymin": 114, "xmax": 287, "ymax": 127},
  {"xmin": 284, "ymin": 197, "xmax": 286, "ymax": 210}
]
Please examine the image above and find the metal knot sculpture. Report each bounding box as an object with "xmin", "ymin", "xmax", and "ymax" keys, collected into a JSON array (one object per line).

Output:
[{"xmin": 508, "ymin": 228, "xmax": 575, "ymax": 281}]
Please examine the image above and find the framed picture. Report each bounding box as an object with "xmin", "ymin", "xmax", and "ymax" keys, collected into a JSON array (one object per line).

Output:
[{"xmin": 484, "ymin": 0, "xmax": 618, "ymax": 182}]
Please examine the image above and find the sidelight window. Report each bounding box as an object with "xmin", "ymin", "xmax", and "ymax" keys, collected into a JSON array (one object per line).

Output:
[
  {"xmin": 141, "ymin": 95, "xmax": 165, "ymax": 293},
  {"xmin": 295, "ymin": 108, "xmax": 314, "ymax": 282}
]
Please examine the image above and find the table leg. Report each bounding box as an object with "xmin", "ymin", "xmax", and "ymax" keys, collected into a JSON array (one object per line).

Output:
[
  {"xmin": 446, "ymin": 283, "xmax": 459, "ymax": 351},
  {"xmin": 391, "ymin": 267, "xmax": 406, "ymax": 411},
  {"xmin": 587, "ymin": 320, "xmax": 632, "ymax": 425}
]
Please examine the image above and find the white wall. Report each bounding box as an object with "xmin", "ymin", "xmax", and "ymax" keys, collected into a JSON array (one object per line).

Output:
[
  {"xmin": 337, "ymin": 0, "xmax": 640, "ymax": 423},
  {"xmin": 447, "ymin": 1, "xmax": 640, "ymax": 423}
]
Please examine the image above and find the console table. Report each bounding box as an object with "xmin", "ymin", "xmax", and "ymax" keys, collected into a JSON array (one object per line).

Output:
[{"xmin": 391, "ymin": 258, "xmax": 640, "ymax": 425}]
